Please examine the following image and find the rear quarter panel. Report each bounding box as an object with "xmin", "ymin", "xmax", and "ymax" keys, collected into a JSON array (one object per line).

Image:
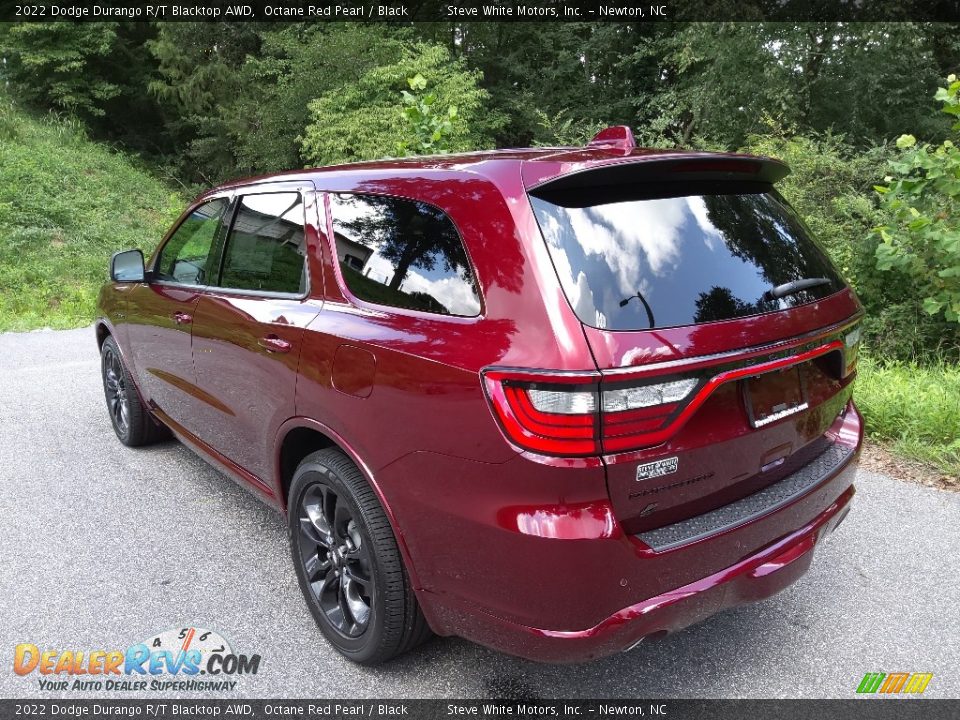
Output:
[
  {"xmin": 294, "ymin": 166, "xmax": 599, "ymax": 472},
  {"xmin": 288, "ymin": 168, "xmax": 611, "ymax": 603}
]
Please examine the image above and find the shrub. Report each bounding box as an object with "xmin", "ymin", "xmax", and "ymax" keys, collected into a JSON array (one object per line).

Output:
[
  {"xmin": 301, "ymin": 42, "xmax": 501, "ymax": 166},
  {"xmin": 873, "ymin": 75, "xmax": 960, "ymax": 324},
  {"xmin": 741, "ymin": 126, "xmax": 960, "ymax": 361}
]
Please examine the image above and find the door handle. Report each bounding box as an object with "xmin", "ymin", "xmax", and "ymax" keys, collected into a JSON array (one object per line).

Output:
[
  {"xmin": 173, "ymin": 311, "xmax": 193, "ymax": 325},
  {"xmin": 259, "ymin": 335, "xmax": 292, "ymax": 354}
]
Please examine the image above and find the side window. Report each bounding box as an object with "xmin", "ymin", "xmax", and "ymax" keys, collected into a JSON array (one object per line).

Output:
[
  {"xmin": 155, "ymin": 198, "xmax": 228, "ymax": 285},
  {"xmin": 219, "ymin": 192, "xmax": 307, "ymax": 295},
  {"xmin": 329, "ymin": 194, "xmax": 481, "ymax": 317}
]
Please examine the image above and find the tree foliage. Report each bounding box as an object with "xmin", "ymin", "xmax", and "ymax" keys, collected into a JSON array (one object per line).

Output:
[
  {"xmin": 0, "ymin": 22, "xmax": 121, "ymax": 118},
  {"xmin": 146, "ymin": 22, "xmax": 262, "ymax": 183},
  {"xmin": 874, "ymin": 76, "xmax": 960, "ymax": 323},
  {"xmin": 227, "ymin": 24, "xmax": 407, "ymax": 174},
  {"xmin": 3, "ymin": 19, "xmax": 960, "ymax": 358},
  {"xmin": 396, "ymin": 73, "xmax": 460, "ymax": 156},
  {"xmin": 300, "ymin": 42, "xmax": 498, "ymax": 166},
  {"xmin": 627, "ymin": 22, "xmax": 953, "ymax": 149}
]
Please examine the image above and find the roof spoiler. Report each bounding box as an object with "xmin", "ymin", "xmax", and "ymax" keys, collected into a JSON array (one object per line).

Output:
[{"xmin": 529, "ymin": 150, "xmax": 791, "ymax": 195}]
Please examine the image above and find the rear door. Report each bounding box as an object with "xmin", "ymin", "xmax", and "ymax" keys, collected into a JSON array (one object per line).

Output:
[
  {"xmin": 190, "ymin": 184, "xmax": 322, "ymax": 486},
  {"xmin": 528, "ymin": 174, "xmax": 862, "ymax": 533}
]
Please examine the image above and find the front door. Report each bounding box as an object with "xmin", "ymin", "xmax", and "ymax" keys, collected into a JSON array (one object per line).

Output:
[{"xmin": 126, "ymin": 196, "xmax": 230, "ymax": 432}]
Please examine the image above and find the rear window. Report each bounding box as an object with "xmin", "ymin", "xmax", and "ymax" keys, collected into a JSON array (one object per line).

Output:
[
  {"xmin": 530, "ymin": 187, "xmax": 843, "ymax": 331},
  {"xmin": 329, "ymin": 193, "xmax": 481, "ymax": 317}
]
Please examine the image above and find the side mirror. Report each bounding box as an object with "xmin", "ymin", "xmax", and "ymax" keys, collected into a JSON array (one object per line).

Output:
[{"xmin": 111, "ymin": 249, "xmax": 145, "ymax": 283}]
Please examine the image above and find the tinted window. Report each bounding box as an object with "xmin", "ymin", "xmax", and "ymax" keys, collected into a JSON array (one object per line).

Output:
[
  {"xmin": 329, "ymin": 194, "xmax": 481, "ymax": 317},
  {"xmin": 530, "ymin": 189, "xmax": 843, "ymax": 331},
  {"xmin": 155, "ymin": 198, "xmax": 228, "ymax": 285},
  {"xmin": 220, "ymin": 193, "xmax": 307, "ymax": 295}
]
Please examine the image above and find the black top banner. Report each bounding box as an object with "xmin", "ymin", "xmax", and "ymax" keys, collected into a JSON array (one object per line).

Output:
[{"xmin": 3, "ymin": 0, "xmax": 960, "ymax": 23}]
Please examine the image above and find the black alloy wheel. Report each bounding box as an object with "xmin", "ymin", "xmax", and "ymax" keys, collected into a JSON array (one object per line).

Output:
[
  {"xmin": 100, "ymin": 335, "xmax": 167, "ymax": 446},
  {"xmin": 298, "ymin": 482, "xmax": 374, "ymax": 638},
  {"xmin": 288, "ymin": 449, "xmax": 432, "ymax": 664},
  {"xmin": 102, "ymin": 342, "xmax": 130, "ymax": 438}
]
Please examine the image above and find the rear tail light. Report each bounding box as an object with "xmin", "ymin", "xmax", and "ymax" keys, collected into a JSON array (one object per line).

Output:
[
  {"xmin": 483, "ymin": 370, "xmax": 698, "ymax": 457},
  {"xmin": 485, "ymin": 372, "xmax": 600, "ymax": 456},
  {"xmin": 601, "ymin": 378, "xmax": 698, "ymax": 411},
  {"xmin": 601, "ymin": 377, "xmax": 698, "ymax": 453},
  {"xmin": 483, "ymin": 341, "xmax": 844, "ymax": 458}
]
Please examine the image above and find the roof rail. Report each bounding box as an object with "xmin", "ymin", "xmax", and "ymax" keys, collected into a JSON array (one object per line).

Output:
[{"xmin": 588, "ymin": 126, "xmax": 636, "ymax": 153}]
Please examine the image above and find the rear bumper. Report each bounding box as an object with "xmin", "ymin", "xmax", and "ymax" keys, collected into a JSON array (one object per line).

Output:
[
  {"xmin": 408, "ymin": 401, "xmax": 861, "ymax": 662},
  {"xmin": 427, "ymin": 479, "xmax": 854, "ymax": 663}
]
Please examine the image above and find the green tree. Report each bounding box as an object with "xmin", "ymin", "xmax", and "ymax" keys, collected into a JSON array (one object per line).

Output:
[
  {"xmin": 300, "ymin": 42, "xmax": 499, "ymax": 166},
  {"xmin": 228, "ymin": 24, "xmax": 408, "ymax": 174},
  {"xmin": 874, "ymin": 75, "xmax": 960, "ymax": 323},
  {"xmin": 0, "ymin": 22, "xmax": 121, "ymax": 118},
  {"xmin": 628, "ymin": 22, "xmax": 793, "ymax": 148},
  {"xmin": 414, "ymin": 22, "xmax": 651, "ymax": 147},
  {"xmin": 146, "ymin": 22, "xmax": 262, "ymax": 183},
  {"xmin": 396, "ymin": 73, "xmax": 459, "ymax": 156},
  {"xmin": 629, "ymin": 23, "xmax": 957, "ymax": 150}
]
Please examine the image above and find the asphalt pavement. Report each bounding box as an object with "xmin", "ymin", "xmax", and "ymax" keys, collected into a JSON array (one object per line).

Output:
[{"xmin": 1, "ymin": 326, "xmax": 958, "ymax": 699}]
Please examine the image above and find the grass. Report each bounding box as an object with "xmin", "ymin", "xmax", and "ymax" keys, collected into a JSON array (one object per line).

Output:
[
  {"xmin": 0, "ymin": 92, "xmax": 183, "ymax": 331},
  {"xmin": 856, "ymin": 355, "xmax": 960, "ymax": 478}
]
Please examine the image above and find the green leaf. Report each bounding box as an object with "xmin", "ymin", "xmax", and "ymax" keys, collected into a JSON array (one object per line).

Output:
[
  {"xmin": 896, "ymin": 134, "xmax": 917, "ymax": 149},
  {"xmin": 922, "ymin": 297, "xmax": 944, "ymax": 315}
]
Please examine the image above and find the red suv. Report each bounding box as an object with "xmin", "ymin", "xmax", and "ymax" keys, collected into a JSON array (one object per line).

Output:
[{"xmin": 96, "ymin": 127, "xmax": 863, "ymax": 665}]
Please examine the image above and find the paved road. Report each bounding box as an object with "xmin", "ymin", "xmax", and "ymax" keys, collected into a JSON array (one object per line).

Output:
[{"xmin": 1, "ymin": 326, "xmax": 958, "ymax": 699}]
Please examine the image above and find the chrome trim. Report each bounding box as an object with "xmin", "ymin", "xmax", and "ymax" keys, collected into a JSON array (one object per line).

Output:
[{"xmin": 602, "ymin": 312, "xmax": 863, "ymax": 378}]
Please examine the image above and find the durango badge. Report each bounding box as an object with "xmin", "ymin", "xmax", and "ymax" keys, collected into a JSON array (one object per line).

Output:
[{"xmin": 636, "ymin": 456, "xmax": 679, "ymax": 481}]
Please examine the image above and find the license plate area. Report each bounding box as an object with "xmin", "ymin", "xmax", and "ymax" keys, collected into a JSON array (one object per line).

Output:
[{"xmin": 743, "ymin": 366, "xmax": 808, "ymax": 428}]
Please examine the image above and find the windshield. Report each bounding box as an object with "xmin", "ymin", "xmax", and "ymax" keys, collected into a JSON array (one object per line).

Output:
[{"xmin": 530, "ymin": 187, "xmax": 843, "ymax": 331}]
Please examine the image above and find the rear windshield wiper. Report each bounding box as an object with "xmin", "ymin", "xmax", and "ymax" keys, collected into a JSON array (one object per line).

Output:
[{"xmin": 762, "ymin": 277, "xmax": 832, "ymax": 302}]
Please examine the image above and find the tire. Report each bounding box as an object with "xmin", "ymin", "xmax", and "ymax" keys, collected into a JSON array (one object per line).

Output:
[
  {"xmin": 100, "ymin": 335, "xmax": 168, "ymax": 447},
  {"xmin": 288, "ymin": 448, "xmax": 432, "ymax": 664}
]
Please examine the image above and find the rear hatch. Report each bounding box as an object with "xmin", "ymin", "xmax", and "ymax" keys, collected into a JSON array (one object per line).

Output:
[{"xmin": 527, "ymin": 156, "xmax": 863, "ymax": 535}]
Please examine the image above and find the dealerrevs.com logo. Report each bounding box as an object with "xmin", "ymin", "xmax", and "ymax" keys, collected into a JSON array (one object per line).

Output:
[{"xmin": 13, "ymin": 627, "xmax": 261, "ymax": 692}]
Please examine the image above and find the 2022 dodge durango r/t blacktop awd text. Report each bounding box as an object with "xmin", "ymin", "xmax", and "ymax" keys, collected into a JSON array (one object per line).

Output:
[{"xmin": 96, "ymin": 126, "xmax": 863, "ymax": 665}]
